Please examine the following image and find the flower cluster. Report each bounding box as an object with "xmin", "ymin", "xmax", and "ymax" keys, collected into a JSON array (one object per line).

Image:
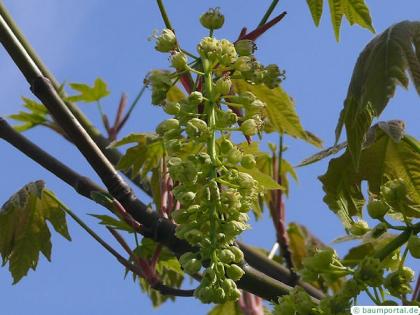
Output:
[{"xmin": 147, "ymin": 8, "xmax": 288, "ymax": 303}]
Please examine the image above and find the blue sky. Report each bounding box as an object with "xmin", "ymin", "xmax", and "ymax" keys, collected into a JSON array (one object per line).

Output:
[{"xmin": 0, "ymin": 1, "xmax": 419, "ymax": 314}]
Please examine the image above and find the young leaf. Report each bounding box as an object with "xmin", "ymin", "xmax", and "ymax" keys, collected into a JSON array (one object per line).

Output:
[
  {"xmin": 306, "ymin": 0, "xmax": 324, "ymax": 26},
  {"xmin": 67, "ymin": 78, "xmax": 110, "ymax": 103},
  {"xmin": 297, "ymin": 142, "xmax": 347, "ymax": 167},
  {"xmin": 89, "ymin": 214, "xmax": 135, "ymax": 233},
  {"xmin": 328, "ymin": 0, "xmax": 344, "ymax": 41},
  {"xmin": 0, "ymin": 181, "xmax": 71, "ymax": 283},
  {"xmin": 8, "ymin": 97, "xmax": 49, "ymax": 132},
  {"xmin": 207, "ymin": 301, "xmax": 244, "ymax": 315},
  {"xmin": 336, "ymin": 21, "xmax": 420, "ymax": 168},
  {"xmin": 233, "ymin": 80, "xmax": 322, "ymax": 148},
  {"xmin": 110, "ymin": 133, "xmax": 164, "ymax": 178},
  {"xmin": 342, "ymin": 0, "xmax": 375, "ymax": 32},
  {"xmin": 320, "ymin": 126, "xmax": 420, "ymax": 218}
]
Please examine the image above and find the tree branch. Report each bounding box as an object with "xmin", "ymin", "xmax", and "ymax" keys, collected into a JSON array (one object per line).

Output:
[{"xmin": 0, "ymin": 1, "xmax": 151, "ymax": 196}]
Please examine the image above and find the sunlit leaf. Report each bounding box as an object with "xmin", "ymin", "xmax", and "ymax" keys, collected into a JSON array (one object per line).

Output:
[
  {"xmin": 0, "ymin": 181, "xmax": 71, "ymax": 283},
  {"xmin": 232, "ymin": 80, "xmax": 322, "ymax": 148},
  {"xmin": 67, "ymin": 78, "xmax": 110, "ymax": 103},
  {"xmin": 336, "ymin": 21, "xmax": 420, "ymax": 168},
  {"xmin": 8, "ymin": 97, "xmax": 49, "ymax": 132},
  {"xmin": 89, "ymin": 214, "xmax": 135, "ymax": 233},
  {"xmin": 208, "ymin": 301, "xmax": 244, "ymax": 315},
  {"xmin": 320, "ymin": 127, "xmax": 420, "ymax": 218},
  {"xmin": 306, "ymin": 0, "xmax": 323, "ymax": 26}
]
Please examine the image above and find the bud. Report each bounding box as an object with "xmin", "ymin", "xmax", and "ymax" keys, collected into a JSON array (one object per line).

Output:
[
  {"xmin": 214, "ymin": 76, "xmax": 232, "ymax": 96},
  {"xmin": 241, "ymin": 118, "xmax": 258, "ymax": 136},
  {"xmin": 163, "ymin": 101, "xmax": 181, "ymax": 115},
  {"xmin": 148, "ymin": 70, "xmax": 172, "ymax": 105},
  {"xmin": 237, "ymin": 172, "xmax": 255, "ymax": 189},
  {"xmin": 241, "ymin": 154, "xmax": 256, "ymax": 169},
  {"xmin": 197, "ymin": 37, "xmax": 220, "ymax": 62},
  {"xmin": 185, "ymin": 118, "xmax": 208, "ymax": 139},
  {"xmin": 226, "ymin": 264, "xmax": 245, "ymax": 281},
  {"xmin": 155, "ymin": 29, "xmax": 177, "ymax": 52},
  {"xmin": 367, "ymin": 199, "xmax": 389, "ymax": 219},
  {"xmin": 381, "ymin": 178, "xmax": 407, "ymax": 207},
  {"xmin": 407, "ymin": 236, "xmax": 420, "ymax": 258},
  {"xmin": 263, "ymin": 64, "xmax": 284, "ymax": 88},
  {"xmin": 179, "ymin": 252, "xmax": 196, "ymax": 266},
  {"xmin": 234, "ymin": 39, "xmax": 256, "ymax": 56},
  {"xmin": 384, "ymin": 267, "xmax": 414, "ymax": 296},
  {"xmin": 349, "ymin": 220, "xmax": 369, "ymax": 236},
  {"xmin": 354, "ymin": 256, "xmax": 383, "ymax": 287},
  {"xmin": 229, "ymin": 246, "xmax": 244, "ymax": 263},
  {"xmin": 218, "ymin": 249, "xmax": 236, "ymax": 264},
  {"xmin": 218, "ymin": 39, "xmax": 238, "ymax": 66},
  {"xmin": 188, "ymin": 91, "xmax": 204, "ymax": 105},
  {"xmin": 179, "ymin": 191, "xmax": 196, "ymax": 204},
  {"xmin": 170, "ymin": 51, "xmax": 188, "ymax": 69},
  {"xmin": 184, "ymin": 259, "xmax": 202, "ymax": 274},
  {"xmin": 220, "ymin": 138, "xmax": 234, "ymax": 154},
  {"xmin": 199, "ymin": 7, "xmax": 224, "ymax": 30},
  {"xmin": 155, "ymin": 118, "xmax": 179, "ymax": 135},
  {"xmin": 227, "ymin": 148, "xmax": 243, "ymax": 164},
  {"xmin": 234, "ymin": 56, "xmax": 253, "ymax": 72}
]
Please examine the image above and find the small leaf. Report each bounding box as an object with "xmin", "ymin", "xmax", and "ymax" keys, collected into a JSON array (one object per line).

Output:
[
  {"xmin": 233, "ymin": 80, "xmax": 322, "ymax": 148},
  {"xmin": 306, "ymin": 0, "xmax": 324, "ymax": 26},
  {"xmin": 89, "ymin": 214, "xmax": 135, "ymax": 233},
  {"xmin": 0, "ymin": 181, "xmax": 71, "ymax": 283},
  {"xmin": 328, "ymin": 0, "xmax": 343, "ymax": 41},
  {"xmin": 8, "ymin": 98, "xmax": 49, "ymax": 132},
  {"xmin": 67, "ymin": 78, "xmax": 110, "ymax": 103},
  {"xmin": 336, "ymin": 21, "xmax": 420, "ymax": 167},
  {"xmin": 342, "ymin": 0, "xmax": 375, "ymax": 32},
  {"xmin": 208, "ymin": 301, "xmax": 244, "ymax": 315},
  {"xmin": 297, "ymin": 142, "xmax": 347, "ymax": 167}
]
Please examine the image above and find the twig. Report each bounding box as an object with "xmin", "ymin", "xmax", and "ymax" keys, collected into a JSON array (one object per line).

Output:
[
  {"xmin": 258, "ymin": 0, "xmax": 280, "ymax": 27},
  {"xmin": 156, "ymin": 0, "xmax": 173, "ymax": 30}
]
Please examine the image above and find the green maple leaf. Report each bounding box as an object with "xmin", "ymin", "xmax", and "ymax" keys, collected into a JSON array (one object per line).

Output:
[
  {"xmin": 67, "ymin": 78, "xmax": 110, "ymax": 103},
  {"xmin": 0, "ymin": 181, "xmax": 71, "ymax": 283}
]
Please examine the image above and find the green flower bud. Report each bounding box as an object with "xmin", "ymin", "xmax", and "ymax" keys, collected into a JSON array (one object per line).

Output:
[
  {"xmin": 170, "ymin": 51, "xmax": 188, "ymax": 69},
  {"xmin": 381, "ymin": 178, "xmax": 407, "ymax": 207},
  {"xmin": 218, "ymin": 249, "xmax": 236, "ymax": 264},
  {"xmin": 214, "ymin": 76, "xmax": 232, "ymax": 96},
  {"xmin": 407, "ymin": 236, "xmax": 420, "ymax": 258},
  {"xmin": 185, "ymin": 118, "xmax": 208, "ymax": 139},
  {"xmin": 163, "ymin": 101, "xmax": 181, "ymax": 115},
  {"xmin": 184, "ymin": 229, "xmax": 203, "ymax": 244},
  {"xmin": 199, "ymin": 7, "xmax": 224, "ymax": 30},
  {"xmin": 197, "ymin": 37, "xmax": 220, "ymax": 62},
  {"xmin": 179, "ymin": 252, "xmax": 196, "ymax": 266},
  {"xmin": 203, "ymin": 268, "xmax": 217, "ymax": 284},
  {"xmin": 237, "ymin": 172, "xmax": 255, "ymax": 189},
  {"xmin": 231, "ymin": 91, "xmax": 256, "ymax": 106},
  {"xmin": 349, "ymin": 220, "xmax": 369, "ymax": 236},
  {"xmin": 221, "ymin": 190, "xmax": 241, "ymax": 212},
  {"xmin": 156, "ymin": 118, "xmax": 180, "ymax": 135},
  {"xmin": 229, "ymin": 246, "xmax": 244, "ymax": 263},
  {"xmin": 188, "ymin": 91, "xmax": 204, "ymax": 105},
  {"xmin": 354, "ymin": 256, "xmax": 383, "ymax": 287},
  {"xmin": 227, "ymin": 148, "xmax": 243, "ymax": 164},
  {"xmin": 384, "ymin": 267, "xmax": 414, "ymax": 296},
  {"xmin": 234, "ymin": 39, "xmax": 256, "ymax": 56},
  {"xmin": 234, "ymin": 56, "xmax": 253, "ymax": 72},
  {"xmin": 224, "ymin": 220, "xmax": 248, "ymax": 235},
  {"xmin": 226, "ymin": 264, "xmax": 245, "ymax": 281},
  {"xmin": 155, "ymin": 29, "xmax": 177, "ymax": 52},
  {"xmin": 367, "ymin": 199, "xmax": 390, "ymax": 219},
  {"xmin": 220, "ymin": 138, "xmax": 234, "ymax": 154},
  {"xmin": 241, "ymin": 154, "xmax": 256, "ymax": 169},
  {"xmin": 218, "ymin": 39, "xmax": 238, "ymax": 66},
  {"xmin": 302, "ymin": 249, "xmax": 335, "ymax": 271},
  {"xmin": 180, "ymin": 191, "xmax": 196, "ymax": 204},
  {"xmin": 371, "ymin": 222, "xmax": 388, "ymax": 238},
  {"xmin": 241, "ymin": 118, "xmax": 258, "ymax": 136},
  {"xmin": 184, "ymin": 258, "xmax": 202, "ymax": 274},
  {"xmin": 148, "ymin": 70, "xmax": 172, "ymax": 105},
  {"xmin": 214, "ymin": 287, "xmax": 226, "ymax": 303}
]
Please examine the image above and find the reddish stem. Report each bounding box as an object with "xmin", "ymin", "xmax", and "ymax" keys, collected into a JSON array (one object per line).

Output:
[{"xmin": 238, "ymin": 11, "xmax": 287, "ymax": 42}]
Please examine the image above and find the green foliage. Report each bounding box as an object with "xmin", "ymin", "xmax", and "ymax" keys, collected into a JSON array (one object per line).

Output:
[
  {"xmin": 320, "ymin": 122, "xmax": 420, "ymax": 219},
  {"xmin": 67, "ymin": 78, "xmax": 110, "ymax": 103},
  {"xmin": 8, "ymin": 97, "xmax": 48, "ymax": 131},
  {"xmin": 109, "ymin": 133, "xmax": 164, "ymax": 178},
  {"xmin": 306, "ymin": 0, "xmax": 375, "ymax": 40},
  {"xmin": 89, "ymin": 214, "xmax": 135, "ymax": 233},
  {"xmin": 233, "ymin": 80, "xmax": 322, "ymax": 148},
  {"xmin": 0, "ymin": 181, "xmax": 71, "ymax": 283},
  {"xmin": 336, "ymin": 21, "xmax": 420, "ymax": 168},
  {"xmin": 207, "ymin": 301, "xmax": 243, "ymax": 315}
]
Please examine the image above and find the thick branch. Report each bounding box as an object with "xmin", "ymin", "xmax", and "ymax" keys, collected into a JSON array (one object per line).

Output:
[{"xmin": 0, "ymin": 1, "xmax": 151, "ymax": 195}]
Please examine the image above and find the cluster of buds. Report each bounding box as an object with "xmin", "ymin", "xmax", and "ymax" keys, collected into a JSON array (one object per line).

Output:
[{"xmin": 146, "ymin": 7, "xmax": 291, "ymax": 303}]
